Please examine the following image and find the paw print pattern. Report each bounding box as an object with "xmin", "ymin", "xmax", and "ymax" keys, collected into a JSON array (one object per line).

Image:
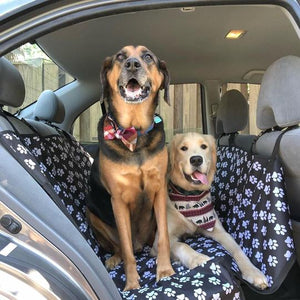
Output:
[{"xmin": 212, "ymin": 145, "xmax": 295, "ymax": 293}]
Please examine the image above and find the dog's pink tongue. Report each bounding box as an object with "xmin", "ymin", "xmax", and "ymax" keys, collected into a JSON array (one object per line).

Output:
[
  {"xmin": 127, "ymin": 80, "xmax": 140, "ymax": 92},
  {"xmin": 192, "ymin": 171, "xmax": 209, "ymax": 185}
]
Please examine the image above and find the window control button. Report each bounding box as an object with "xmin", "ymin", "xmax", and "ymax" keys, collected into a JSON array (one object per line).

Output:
[{"xmin": 0, "ymin": 215, "xmax": 22, "ymax": 234}]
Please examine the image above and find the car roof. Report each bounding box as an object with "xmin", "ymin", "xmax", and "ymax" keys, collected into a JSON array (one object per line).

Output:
[{"xmin": 1, "ymin": 1, "xmax": 299, "ymax": 85}]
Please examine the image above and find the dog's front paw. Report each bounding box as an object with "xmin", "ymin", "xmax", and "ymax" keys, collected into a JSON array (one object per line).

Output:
[
  {"xmin": 156, "ymin": 264, "xmax": 175, "ymax": 281},
  {"xmin": 124, "ymin": 274, "xmax": 141, "ymax": 291},
  {"xmin": 105, "ymin": 254, "xmax": 122, "ymax": 270},
  {"xmin": 187, "ymin": 252, "xmax": 211, "ymax": 269},
  {"xmin": 242, "ymin": 266, "xmax": 268, "ymax": 290}
]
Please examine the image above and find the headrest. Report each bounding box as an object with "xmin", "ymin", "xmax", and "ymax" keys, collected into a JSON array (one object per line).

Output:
[
  {"xmin": 0, "ymin": 57, "xmax": 25, "ymax": 107},
  {"xmin": 216, "ymin": 89, "xmax": 248, "ymax": 135},
  {"xmin": 34, "ymin": 90, "xmax": 65, "ymax": 123},
  {"xmin": 256, "ymin": 55, "xmax": 300, "ymax": 130}
]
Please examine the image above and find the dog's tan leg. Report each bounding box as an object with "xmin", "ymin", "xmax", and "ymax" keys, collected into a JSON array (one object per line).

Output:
[
  {"xmin": 153, "ymin": 189, "xmax": 175, "ymax": 281},
  {"xmin": 171, "ymin": 240, "xmax": 211, "ymax": 269},
  {"xmin": 167, "ymin": 204, "xmax": 210, "ymax": 269},
  {"xmin": 201, "ymin": 217, "xmax": 268, "ymax": 290},
  {"xmin": 111, "ymin": 198, "xmax": 140, "ymax": 291}
]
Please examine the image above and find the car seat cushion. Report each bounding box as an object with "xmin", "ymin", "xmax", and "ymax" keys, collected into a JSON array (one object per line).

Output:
[
  {"xmin": 0, "ymin": 130, "xmax": 102, "ymax": 257},
  {"xmin": 212, "ymin": 145, "xmax": 296, "ymax": 293}
]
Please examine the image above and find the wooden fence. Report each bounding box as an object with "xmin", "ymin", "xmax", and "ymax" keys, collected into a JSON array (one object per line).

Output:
[{"xmin": 8, "ymin": 61, "xmax": 260, "ymax": 142}]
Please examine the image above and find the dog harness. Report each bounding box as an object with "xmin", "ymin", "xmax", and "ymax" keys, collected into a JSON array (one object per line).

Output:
[
  {"xmin": 169, "ymin": 182, "xmax": 216, "ymax": 231},
  {"xmin": 103, "ymin": 114, "xmax": 162, "ymax": 151}
]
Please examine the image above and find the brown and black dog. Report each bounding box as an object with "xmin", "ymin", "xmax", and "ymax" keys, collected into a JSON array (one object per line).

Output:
[{"xmin": 86, "ymin": 45, "xmax": 175, "ymax": 290}]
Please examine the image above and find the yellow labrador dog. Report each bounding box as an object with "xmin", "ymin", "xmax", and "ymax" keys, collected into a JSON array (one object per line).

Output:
[{"xmin": 152, "ymin": 132, "xmax": 268, "ymax": 290}]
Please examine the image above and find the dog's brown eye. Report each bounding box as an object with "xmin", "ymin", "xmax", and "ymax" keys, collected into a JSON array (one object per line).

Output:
[
  {"xmin": 181, "ymin": 146, "xmax": 188, "ymax": 151},
  {"xmin": 116, "ymin": 53, "xmax": 125, "ymax": 61},
  {"xmin": 144, "ymin": 53, "xmax": 153, "ymax": 63},
  {"xmin": 201, "ymin": 144, "xmax": 207, "ymax": 150}
]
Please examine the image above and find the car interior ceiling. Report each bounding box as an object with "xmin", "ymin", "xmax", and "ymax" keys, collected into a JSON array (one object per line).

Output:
[{"xmin": 35, "ymin": 5, "xmax": 299, "ymax": 84}]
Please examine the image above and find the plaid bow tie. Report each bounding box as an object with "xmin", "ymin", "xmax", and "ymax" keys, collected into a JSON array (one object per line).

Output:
[{"xmin": 103, "ymin": 115, "xmax": 161, "ymax": 151}]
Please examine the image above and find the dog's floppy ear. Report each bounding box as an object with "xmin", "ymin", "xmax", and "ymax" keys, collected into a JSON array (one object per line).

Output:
[
  {"xmin": 100, "ymin": 56, "xmax": 113, "ymax": 104},
  {"xmin": 158, "ymin": 60, "xmax": 170, "ymax": 105}
]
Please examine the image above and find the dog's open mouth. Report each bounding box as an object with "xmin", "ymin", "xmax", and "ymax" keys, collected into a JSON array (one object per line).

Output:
[
  {"xmin": 119, "ymin": 78, "xmax": 151, "ymax": 103},
  {"xmin": 184, "ymin": 170, "xmax": 209, "ymax": 185}
]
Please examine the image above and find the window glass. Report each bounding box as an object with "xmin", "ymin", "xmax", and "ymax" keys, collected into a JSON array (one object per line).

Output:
[
  {"xmin": 73, "ymin": 102, "xmax": 102, "ymax": 143},
  {"xmin": 221, "ymin": 83, "xmax": 261, "ymax": 135},
  {"xmin": 73, "ymin": 83, "xmax": 204, "ymax": 144},
  {"xmin": 5, "ymin": 43, "xmax": 74, "ymax": 114}
]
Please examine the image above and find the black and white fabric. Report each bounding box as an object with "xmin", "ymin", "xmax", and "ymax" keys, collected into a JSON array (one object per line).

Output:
[
  {"xmin": 211, "ymin": 138, "xmax": 296, "ymax": 294},
  {"xmin": 0, "ymin": 129, "xmax": 102, "ymax": 257}
]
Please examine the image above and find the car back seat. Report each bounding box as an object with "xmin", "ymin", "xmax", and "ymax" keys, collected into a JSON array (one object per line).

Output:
[
  {"xmin": 255, "ymin": 55, "xmax": 300, "ymax": 267},
  {"xmin": 212, "ymin": 85, "xmax": 296, "ymax": 294}
]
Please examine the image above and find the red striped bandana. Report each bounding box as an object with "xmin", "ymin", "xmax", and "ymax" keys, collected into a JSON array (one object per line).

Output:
[
  {"xmin": 169, "ymin": 182, "xmax": 216, "ymax": 231},
  {"xmin": 103, "ymin": 115, "xmax": 137, "ymax": 151}
]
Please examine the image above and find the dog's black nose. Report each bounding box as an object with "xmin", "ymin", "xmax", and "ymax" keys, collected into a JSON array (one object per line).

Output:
[
  {"xmin": 125, "ymin": 58, "xmax": 141, "ymax": 72},
  {"xmin": 190, "ymin": 155, "xmax": 203, "ymax": 167}
]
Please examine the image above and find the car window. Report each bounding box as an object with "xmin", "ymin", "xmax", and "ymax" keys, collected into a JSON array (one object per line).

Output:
[
  {"xmin": 73, "ymin": 83, "xmax": 204, "ymax": 144},
  {"xmin": 4, "ymin": 43, "xmax": 74, "ymax": 114},
  {"xmin": 221, "ymin": 83, "xmax": 261, "ymax": 135}
]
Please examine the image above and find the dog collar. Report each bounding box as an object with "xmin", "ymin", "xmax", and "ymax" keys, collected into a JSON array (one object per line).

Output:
[
  {"xmin": 103, "ymin": 114, "xmax": 162, "ymax": 151},
  {"xmin": 169, "ymin": 181, "xmax": 216, "ymax": 231}
]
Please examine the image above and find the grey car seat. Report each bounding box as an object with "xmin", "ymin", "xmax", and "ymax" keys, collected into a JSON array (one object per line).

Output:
[
  {"xmin": 255, "ymin": 55, "xmax": 300, "ymax": 266},
  {"xmin": 212, "ymin": 80, "xmax": 298, "ymax": 294}
]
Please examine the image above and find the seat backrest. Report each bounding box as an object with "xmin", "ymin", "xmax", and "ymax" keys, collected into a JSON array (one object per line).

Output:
[
  {"xmin": 0, "ymin": 57, "xmax": 25, "ymax": 109},
  {"xmin": 216, "ymin": 89, "xmax": 255, "ymax": 151},
  {"xmin": 0, "ymin": 57, "xmax": 32, "ymax": 134},
  {"xmin": 255, "ymin": 55, "xmax": 300, "ymax": 265}
]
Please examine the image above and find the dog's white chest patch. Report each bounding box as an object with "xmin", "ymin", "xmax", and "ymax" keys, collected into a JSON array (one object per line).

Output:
[{"xmin": 169, "ymin": 183, "xmax": 216, "ymax": 230}]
